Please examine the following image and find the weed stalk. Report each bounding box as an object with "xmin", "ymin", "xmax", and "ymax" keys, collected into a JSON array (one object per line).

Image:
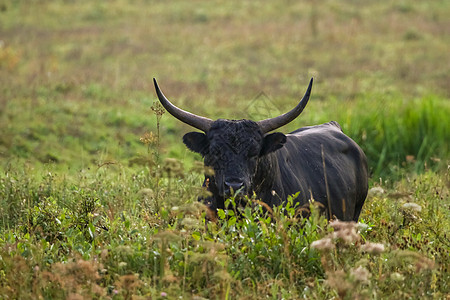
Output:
[{"xmin": 151, "ymin": 101, "xmax": 165, "ymax": 212}]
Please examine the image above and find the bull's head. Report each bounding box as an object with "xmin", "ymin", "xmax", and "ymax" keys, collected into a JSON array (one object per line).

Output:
[{"xmin": 153, "ymin": 78, "xmax": 313, "ymax": 199}]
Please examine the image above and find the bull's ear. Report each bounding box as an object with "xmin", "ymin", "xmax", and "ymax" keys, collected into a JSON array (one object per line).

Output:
[
  {"xmin": 183, "ymin": 132, "xmax": 209, "ymax": 155},
  {"xmin": 260, "ymin": 132, "xmax": 286, "ymax": 156}
]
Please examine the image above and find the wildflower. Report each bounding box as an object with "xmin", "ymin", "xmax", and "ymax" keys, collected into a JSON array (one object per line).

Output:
[
  {"xmin": 151, "ymin": 101, "xmax": 165, "ymax": 116},
  {"xmin": 325, "ymin": 270, "xmax": 352, "ymax": 298},
  {"xmin": 161, "ymin": 292, "xmax": 168, "ymax": 297},
  {"xmin": 332, "ymin": 229, "xmax": 360, "ymax": 244},
  {"xmin": 181, "ymin": 217, "xmax": 199, "ymax": 228},
  {"xmin": 350, "ymin": 266, "xmax": 371, "ymax": 283},
  {"xmin": 329, "ymin": 220, "xmax": 357, "ymax": 231},
  {"xmin": 390, "ymin": 272, "xmax": 405, "ymax": 282},
  {"xmin": 138, "ymin": 188, "xmax": 154, "ymax": 198},
  {"xmin": 140, "ymin": 132, "xmax": 157, "ymax": 145},
  {"xmin": 116, "ymin": 274, "xmax": 142, "ymax": 292},
  {"xmin": 368, "ymin": 186, "xmax": 384, "ymax": 197},
  {"xmin": 311, "ymin": 237, "xmax": 335, "ymax": 251},
  {"xmin": 360, "ymin": 242, "xmax": 385, "ymax": 254},
  {"xmin": 330, "ymin": 220, "xmax": 360, "ymax": 244},
  {"xmin": 357, "ymin": 222, "xmax": 369, "ymax": 232},
  {"xmin": 401, "ymin": 202, "xmax": 422, "ymax": 212}
]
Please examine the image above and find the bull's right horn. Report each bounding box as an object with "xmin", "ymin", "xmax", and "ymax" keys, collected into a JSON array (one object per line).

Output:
[{"xmin": 257, "ymin": 78, "xmax": 313, "ymax": 133}]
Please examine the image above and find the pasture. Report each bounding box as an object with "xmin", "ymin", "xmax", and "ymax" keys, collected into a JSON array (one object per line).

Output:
[{"xmin": 0, "ymin": 0, "xmax": 449, "ymax": 299}]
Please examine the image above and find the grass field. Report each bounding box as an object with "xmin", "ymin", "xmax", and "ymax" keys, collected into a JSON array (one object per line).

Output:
[{"xmin": 0, "ymin": 0, "xmax": 449, "ymax": 299}]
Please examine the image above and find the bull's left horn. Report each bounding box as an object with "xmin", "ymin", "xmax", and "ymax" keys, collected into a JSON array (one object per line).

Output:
[
  {"xmin": 153, "ymin": 78, "xmax": 213, "ymax": 132},
  {"xmin": 257, "ymin": 78, "xmax": 313, "ymax": 133}
]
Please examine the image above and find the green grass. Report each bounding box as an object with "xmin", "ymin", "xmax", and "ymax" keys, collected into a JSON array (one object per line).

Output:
[
  {"xmin": 0, "ymin": 0, "xmax": 449, "ymax": 298},
  {"xmin": 0, "ymin": 165, "xmax": 448, "ymax": 298}
]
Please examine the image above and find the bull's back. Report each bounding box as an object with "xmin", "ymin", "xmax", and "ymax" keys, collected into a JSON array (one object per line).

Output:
[{"xmin": 276, "ymin": 122, "xmax": 368, "ymax": 221}]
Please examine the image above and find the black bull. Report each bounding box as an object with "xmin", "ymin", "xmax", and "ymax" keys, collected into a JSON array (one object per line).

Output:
[{"xmin": 153, "ymin": 78, "xmax": 369, "ymax": 221}]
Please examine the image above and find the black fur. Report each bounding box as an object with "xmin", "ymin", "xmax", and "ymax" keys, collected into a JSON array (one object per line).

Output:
[{"xmin": 186, "ymin": 119, "xmax": 368, "ymax": 221}]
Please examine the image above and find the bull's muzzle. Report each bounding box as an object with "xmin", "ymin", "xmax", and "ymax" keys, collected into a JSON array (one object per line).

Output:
[{"xmin": 224, "ymin": 180, "xmax": 245, "ymax": 197}]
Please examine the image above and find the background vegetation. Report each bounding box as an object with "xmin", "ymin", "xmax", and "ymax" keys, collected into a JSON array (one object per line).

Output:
[{"xmin": 0, "ymin": 0, "xmax": 448, "ymax": 299}]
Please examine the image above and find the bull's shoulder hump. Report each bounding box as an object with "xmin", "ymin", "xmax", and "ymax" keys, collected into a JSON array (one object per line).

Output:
[
  {"xmin": 287, "ymin": 121, "xmax": 342, "ymax": 136},
  {"xmin": 327, "ymin": 121, "xmax": 342, "ymax": 130},
  {"xmin": 285, "ymin": 121, "xmax": 363, "ymax": 155}
]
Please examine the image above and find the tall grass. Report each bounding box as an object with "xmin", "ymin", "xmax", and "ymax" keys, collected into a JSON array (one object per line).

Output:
[
  {"xmin": 0, "ymin": 163, "xmax": 448, "ymax": 298},
  {"xmin": 338, "ymin": 93, "xmax": 449, "ymax": 181}
]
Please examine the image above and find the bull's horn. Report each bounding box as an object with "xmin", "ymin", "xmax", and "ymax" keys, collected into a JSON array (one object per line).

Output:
[
  {"xmin": 257, "ymin": 78, "xmax": 313, "ymax": 133},
  {"xmin": 153, "ymin": 78, "xmax": 213, "ymax": 132}
]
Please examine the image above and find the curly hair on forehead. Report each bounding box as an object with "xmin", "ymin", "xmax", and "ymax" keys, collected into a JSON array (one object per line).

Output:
[
  {"xmin": 210, "ymin": 118, "xmax": 259, "ymax": 130},
  {"xmin": 209, "ymin": 120, "xmax": 263, "ymax": 144}
]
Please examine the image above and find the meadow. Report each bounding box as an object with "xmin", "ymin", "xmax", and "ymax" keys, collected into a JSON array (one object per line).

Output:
[{"xmin": 0, "ymin": 0, "xmax": 449, "ymax": 299}]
